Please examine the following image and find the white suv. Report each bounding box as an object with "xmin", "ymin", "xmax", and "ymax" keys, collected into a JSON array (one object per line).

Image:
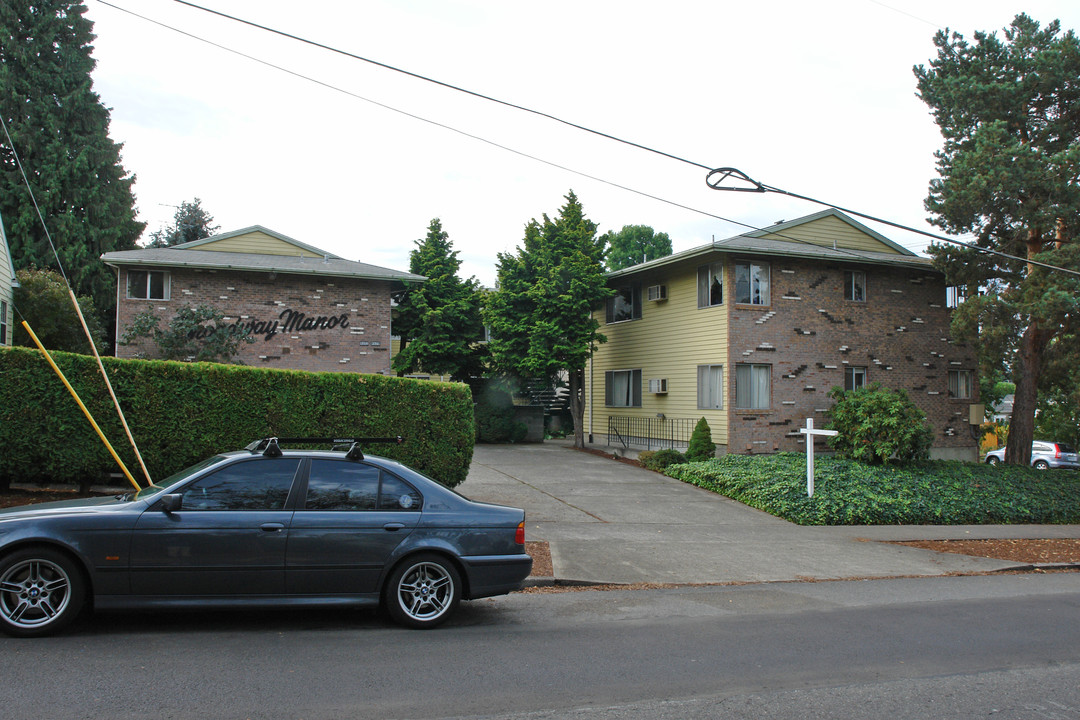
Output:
[{"xmin": 984, "ymin": 441, "xmax": 1079, "ymax": 470}]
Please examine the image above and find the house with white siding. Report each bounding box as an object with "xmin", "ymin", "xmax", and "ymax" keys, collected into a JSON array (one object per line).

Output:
[{"xmin": 0, "ymin": 211, "xmax": 17, "ymax": 347}]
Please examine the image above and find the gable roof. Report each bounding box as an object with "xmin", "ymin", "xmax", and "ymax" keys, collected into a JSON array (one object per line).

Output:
[
  {"xmin": 607, "ymin": 209, "xmax": 933, "ymax": 280},
  {"xmin": 101, "ymin": 226, "xmax": 424, "ymax": 284}
]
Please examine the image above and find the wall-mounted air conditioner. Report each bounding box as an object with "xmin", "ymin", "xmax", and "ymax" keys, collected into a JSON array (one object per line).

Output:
[
  {"xmin": 646, "ymin": 284, "xmax": 667, "ymax": 301},
  {"xmin": 648, "ymin": 378, "xmax": 668, "ymax": 393}
]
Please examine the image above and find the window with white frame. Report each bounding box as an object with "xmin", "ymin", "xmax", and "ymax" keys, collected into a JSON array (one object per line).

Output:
[
  {"xmin": 697, "ymin": 364, "xmax": 724, "ymax": 409},
  {"xmin": 697, "ymin": 262, "xmax": 723, "ymax": 308},
  {"xmin": 605, "ymin": 369, "xmax": 642, "ymax": 407},
  {"xmin": 948, "ymin": 369, "xmax": 973, "ymax": 399},
  {"xmin": 127, "ymin": 270, "xmax": 170, "ymax": 300},
  {"xmin": 735, "ymin": 363, "xmax": 771, "ymax": 409},
  {"xmin": 946, "ymin": 286, "xmax": 967, "ymax": 308},
  {"xmin": 605, "ymin": 284, "xmax": 641, "ymax": 323},
  {"xmin": 0, "ymin": 300, "xmax": 7, "ymax": 345},
  {"xmin": 845, "ymin": 366, "xmax": 867, "ymax": 391},
  {"xmin": 844, "ymin": 270, "xmax": 866, "ymax": 302},
  {"xmin": 734, "ymin": 261, "xmax": 769, "ymax": 305}
]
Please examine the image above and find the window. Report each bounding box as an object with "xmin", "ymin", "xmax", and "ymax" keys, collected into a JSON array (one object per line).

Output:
[
  {"xmin": 606, "ymin": 284, "xmax": 641, "ymax": 323},
  {"xmin": 305, "ymin": 461, "xmax": 422, "ymax": 511},
  {"xmin": 845, "ymin": 366, "xmax": 867, "ymax": 391},
  {"xmin": 179, "ymin": 459, "xmax": 300, "ymax": 510},
  {"xmin": 0, "ymin": 300, "xmax": 7, "ymax": 345},
  {"xmin": 844, "ymin": 270, "xmax": 866, "ymax": 302},
  {"xmin": 948, "ymin": 370, "xmax": 973, "ymax": 399},
  {"xmin": 697, "ymin": 262, "xmax": 723, "ymax": 308},
  {"xmin": 734, "ymin": 261, "xmax": 769, "ymax": 305},
  {"xmin": 735, "ymin": 363, "xmax": 771, "ymax": 409},
  {"xmin": 946, "ymin": 286, "xmax": 967, "ymax": 308},
  {"xmin": 605, "ymin": 369, "xmax": 642, "ymax": 407},
  {"xmin": 127, "ymin": 270, "xmax": 171, "ymax": 300},
  {"xmin": 697, "ymin": 364, "xmax": 724, "ymax": 409}
]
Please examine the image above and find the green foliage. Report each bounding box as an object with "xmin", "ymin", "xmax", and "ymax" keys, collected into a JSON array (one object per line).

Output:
[
  {"xmin": 119, "ymin": 303, "xmax": 256, "ymax": 363},
  {"xmin": 826, "ymin": 384, "xmax": 934, "ymax": 464},
  {"xmin": 12, "ymin": 267, "xmax": 106, "ymax": 352},
  {"xmin": 686, "ymin": 417, "xmax": 716, "ymax": 461},
  {"xmin": 147, "ymin": 198, "xmax": 220, "ymax": 247},
  {"xmin": 664, "ymin": 453, "xmax": 1080, "ymax": 526},
  {"xmin": 486, "ymin": 191, "xmax": 612, "ymax": 448},
  {"xmin": 0, "ymin": 346, "xmax": 475, "ymax": 489},
  {"xmin": 638, "ymin": 448, "xmax": 686, "ymax": 471},
  {"xmin": 0, "ymin": 1, "xmax": 145, "ymax": 333},
  {"xmin": 914, "ymin": 14, "xmax": 1080, "ymax": 464},
  {"xmin": 601, "ymin": 225, "xmax": 673, "ymax": 271},
  {"xmin": 473, "ymin": 382, "xmax": 526, "ymax": 443},
  {"xmin": 392, "ymin": 218, "xmax": 487, "ymax": 381}
]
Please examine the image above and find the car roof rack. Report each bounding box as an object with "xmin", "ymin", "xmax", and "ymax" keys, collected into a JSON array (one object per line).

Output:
[{"xmin": 245, "ymin": 436, "xmax": 405, "ymax": 461}]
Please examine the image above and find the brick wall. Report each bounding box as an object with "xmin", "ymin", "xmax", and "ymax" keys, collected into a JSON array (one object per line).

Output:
[
  {"xmin": 115, "ymin": 267, "xmax": 393, "ymax": 374},
  {"xmin": 726, "ymin": 258, "xmax": 978, "ymax": 458}
]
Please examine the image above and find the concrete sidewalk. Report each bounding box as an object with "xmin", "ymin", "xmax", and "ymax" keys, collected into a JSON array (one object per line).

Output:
[{"xmin": 463, "ymin": 441, "xmax": 1080, "ymax": 585}]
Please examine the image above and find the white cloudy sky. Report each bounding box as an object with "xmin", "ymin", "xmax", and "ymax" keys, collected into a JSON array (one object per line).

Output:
[{"xmin": 83, "ymin": 0, "xmax": 1080, "ymax": 286}]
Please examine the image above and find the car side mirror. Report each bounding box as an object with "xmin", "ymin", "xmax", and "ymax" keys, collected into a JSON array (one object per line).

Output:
[{"xmin": 159, "ymin": 494, "xmax": 183, "ymax": 514}]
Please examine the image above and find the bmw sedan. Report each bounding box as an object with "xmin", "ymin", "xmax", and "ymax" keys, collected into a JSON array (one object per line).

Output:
[{"xmin": 0, "ymin": 437, "xmax": 532, "ymax": 637}]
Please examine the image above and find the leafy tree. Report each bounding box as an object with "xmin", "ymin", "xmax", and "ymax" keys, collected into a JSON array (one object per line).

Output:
[
  {"xmin": 601, "ymin": 225, "xmax": 673, "ymax": 271},
  {"xmin": 914, "ymin": 14, "xmax": 1080, "ymax": 465},
  {"xmin": 147, "ymin": 198, "xmax": 220, "ymax": 247},
  {"xmin": 487, "ymin": 191, "xmax": 612, "ymax": 448},
  {"xmin": 12, "ymin": 267, "xmax": 106, "ymax": 352},
  {"xmin": 119, "ymin": 303, "xmax": 255, "ymax": 363},
  {"xmin": 0, "ymin": 1, "xmax": 144, "ymax": 336},
  {"xmin": 826, "ymin": 384, "xmax": 934, "ymax": 465},
  {"xmin": 391, "ymin": 218, "xmax": 486, "ymax": 381},
  {"xmin": 686, "ymin": 417, "xmax": 716, "ymax": 461}
]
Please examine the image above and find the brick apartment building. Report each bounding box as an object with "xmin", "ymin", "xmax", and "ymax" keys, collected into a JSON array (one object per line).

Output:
[
  {"xmin": 102, "ymin": 226, "xmax": 423, "ymax": 373},
  {"xmin": 586, "ymin": 209, "xmax": 980, "ymax": 461}
]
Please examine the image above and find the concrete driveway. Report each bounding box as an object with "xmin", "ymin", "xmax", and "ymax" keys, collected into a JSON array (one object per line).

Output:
[{"xmin": 462, "ymin": 442, "xmax": 1079, "ymax": 585}]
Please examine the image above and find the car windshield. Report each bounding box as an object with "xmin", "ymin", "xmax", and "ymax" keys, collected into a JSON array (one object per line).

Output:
[{"xmin": 129, "ymin": 455, "xmax": 228, "ymax": 501}]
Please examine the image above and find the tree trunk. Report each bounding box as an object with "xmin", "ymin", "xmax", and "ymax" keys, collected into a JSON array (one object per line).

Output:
[
  {"xmin": 569, "ymin": 368, "xmax": 586, "ymax": 449},
  {"xmin": 1005, "ymin": 322, "xmax": 1050, "ymax": 466}
]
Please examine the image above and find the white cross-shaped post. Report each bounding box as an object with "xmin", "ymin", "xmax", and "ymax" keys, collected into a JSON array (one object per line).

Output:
[{"xmin": 799, "ymin": 418, "xmax": 838, "ymax": 497}]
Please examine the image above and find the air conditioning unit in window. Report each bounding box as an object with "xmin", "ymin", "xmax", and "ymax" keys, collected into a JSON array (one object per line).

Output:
[
  {"xmin": 648, "ymin": 378, "xmax": 668, "ymax": 394},
  {"xmin": 646, "ymin": 284, "xmax": 667, "ymax": 302}
]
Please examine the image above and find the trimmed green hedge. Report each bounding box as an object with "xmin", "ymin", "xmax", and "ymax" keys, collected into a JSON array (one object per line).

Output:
[
  {"xmin": 664, "ymin": 453, "xmax": 1080, "ymax": 525},
  {"xmin": 0, "ymin": 347, "xmax": 475, "ymax": 489}
]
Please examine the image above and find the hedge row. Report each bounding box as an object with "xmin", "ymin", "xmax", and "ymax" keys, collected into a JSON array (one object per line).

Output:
[
  {"xmin": 664, "ymin": 453, "xmax": 1080, "ymax": 525},
  {"xmin": 0, "ymin": 346, "xmax": 475, "ymax": 489}
]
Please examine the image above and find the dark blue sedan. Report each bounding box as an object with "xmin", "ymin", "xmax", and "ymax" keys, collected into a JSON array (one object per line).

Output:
[{"xmin": 0, "ymin": 438, "xmax": 532, "ymax": 637}]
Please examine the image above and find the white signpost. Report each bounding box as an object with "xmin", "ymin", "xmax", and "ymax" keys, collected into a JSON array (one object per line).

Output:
[{"xmin": 799, "ymin": 418, "xmax": 838, "ymax": 497}]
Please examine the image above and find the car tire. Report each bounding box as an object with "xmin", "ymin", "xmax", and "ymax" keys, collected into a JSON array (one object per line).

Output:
[
  {"xmin": 0, "ymin": 547, "xmax": 86, "ymax": 638},
  {"xmin": 384, "ymin": 553, "xmax": 461, "ymax": 629},
  {"xmin": 986, "ymin": 456, "xmax": 999, "ymax": 465},
  {"xmin": 1033, "ymin": 460, "xmax": 1049, "ymax": 470}
]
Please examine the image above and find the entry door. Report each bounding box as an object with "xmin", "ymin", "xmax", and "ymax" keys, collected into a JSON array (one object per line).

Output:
[{"xmin": 130, "ymin": 458, "xmax": 301, "ymax": 596}]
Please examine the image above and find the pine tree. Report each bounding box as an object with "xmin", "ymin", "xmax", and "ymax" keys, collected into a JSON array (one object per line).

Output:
[
  {"xmin": 487, "ymin": 191, "xmax": 613, "ymax": 448},
  {"xmin": 392, "ymin": 218, "xmax": 486, "ymax": 381},
  {"xmin": 0, "ymin": 1, "xmax": 145, "ymax": 339},
  {"xmin": 686, "ymin": 418, "xmax": 716, "ymax": 461},
  {"xmin": 147, "ymin": 198, "xmax": 219, "ymax": 247}
]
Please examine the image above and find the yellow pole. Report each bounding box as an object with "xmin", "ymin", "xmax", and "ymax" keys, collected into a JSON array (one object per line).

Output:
[{"xmin": 21, "ymin": 321, "xmax": 141, "ymax": 492}]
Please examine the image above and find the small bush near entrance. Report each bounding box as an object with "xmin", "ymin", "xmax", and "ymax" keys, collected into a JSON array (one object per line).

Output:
[
  {"xmin": 639, "ymin": 448, "xmax": 687, "ymax": 472},
  {"xmin": 473, "ymin": 382, "xmax": 527, "ymax": 443},
  {"xmin": 686, "ymin": 417, "xmax": 716, "ymax": 461},
  {"xmin": 664, "ymin": 453, "xmax": 1080, "ymax": 525}
]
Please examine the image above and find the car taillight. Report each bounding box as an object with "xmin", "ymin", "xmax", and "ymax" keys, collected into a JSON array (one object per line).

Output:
[
  {"xmin": 1055, "ymin": 445, "xmax": 1062, "ymax": 459},
  {"xmin": 515, "ymin": 521, "xmax": 525, "ymax": 545}
]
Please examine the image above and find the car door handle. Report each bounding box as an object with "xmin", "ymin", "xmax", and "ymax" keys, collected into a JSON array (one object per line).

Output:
[
  {"xmin": 383, "ymin": 523, "xmax": 406, "ymax": 531},
  {"xmin": 260, "ymin": 522, "xmax": 286, "ymax": 532}
]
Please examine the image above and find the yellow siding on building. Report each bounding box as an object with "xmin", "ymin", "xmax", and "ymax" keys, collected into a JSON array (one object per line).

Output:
[
  {"xmin": 758, "ymin": 214, "xmax": 902, "ymax": 254},
  {"xmin": 200, "ymin": 231, "xmax": 324, "ymax": 257},
  {"xmin": 587, "ymin": 258, "xmax": 729, "ymax": 446}
]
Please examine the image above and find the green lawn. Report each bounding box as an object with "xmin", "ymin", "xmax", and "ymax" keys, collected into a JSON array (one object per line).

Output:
[{"xmin": 664, "ymin": 453, "xmax": 1080, "ymax": 525}]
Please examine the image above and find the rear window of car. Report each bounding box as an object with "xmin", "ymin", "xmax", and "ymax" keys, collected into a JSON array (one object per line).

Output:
[
  {"xmin": 1057, "ymin": 443, "xmax": 1076, "ymax": 453},
  {"xmin": 304, "ymin": 460, "xmax": 422, "ymax": 511}
]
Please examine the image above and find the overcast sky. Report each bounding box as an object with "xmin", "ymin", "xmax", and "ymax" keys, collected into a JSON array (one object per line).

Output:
[{"xmin": 82, "ymin": 0, "xmax": 1080, "ymax": 286}]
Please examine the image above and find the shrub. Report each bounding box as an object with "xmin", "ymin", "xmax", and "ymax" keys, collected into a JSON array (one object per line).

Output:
[
  {"xmin": 473, "ymin": 382, "xmax": 527, "ymax": 443},
  {"xmin": 825, "ymin": 384, "xmax": 934, "ymax": 464},
  {"xmin": 686, "ymin": 417, "xmax": 716, "ymax": 461},
  {"xmin": 639, "ymin": 448, "xmax": 687, "ymax": 471}
]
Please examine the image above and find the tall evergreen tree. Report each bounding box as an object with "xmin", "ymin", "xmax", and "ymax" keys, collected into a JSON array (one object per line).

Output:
[
  {"xmin": 0, "ymin": 1, "xmax": 144, "ymax": 337},
  {"xmin": 487, "ymin": 191, "xmax": 612, "ymax": 448},
  {"xmin": 147, "ymin": 198, "xmax": 219, "ymax": 247},
  {"xmin": 392, "ymin": 218, "xmax": 486, "ymax": 381},
  {"xmin": 914, "ymin": 14, "xmax": 1080, "ymax": 465},
  {"xmin": 602, "ymin": 225, "xmax": 673, "ymax": 271}
]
